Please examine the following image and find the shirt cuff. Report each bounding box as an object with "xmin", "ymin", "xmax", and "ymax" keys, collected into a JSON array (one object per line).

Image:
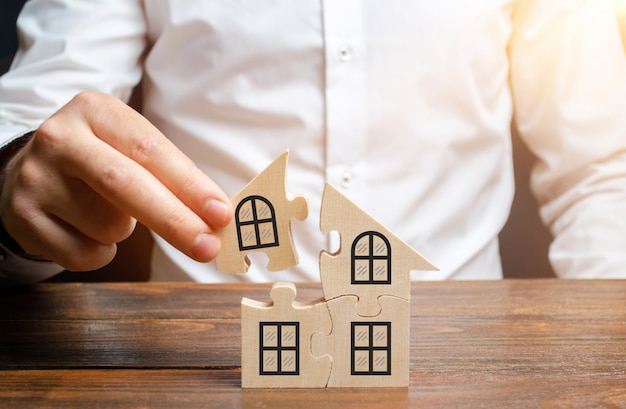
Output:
[{"xmin": 0, "ymin": 242, "xmax": 64, "ymax": 283}]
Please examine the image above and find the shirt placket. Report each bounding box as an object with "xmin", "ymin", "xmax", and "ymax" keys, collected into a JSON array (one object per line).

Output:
[{"xmin": 322, "ymin": 0, "xmax": 367, "ymax": 193}]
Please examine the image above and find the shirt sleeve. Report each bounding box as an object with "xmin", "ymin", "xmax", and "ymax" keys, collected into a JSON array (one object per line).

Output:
[
  {"xmin": 0, "ymin": 0, "xmax": 147, "ymax": 281},
  {"xmin": 0, "ymin": 0, "xmax": 147, "ymax": 142},
  {"xmin": 509, "ymin": 0, "xmax": 626, "ymax": 278}
]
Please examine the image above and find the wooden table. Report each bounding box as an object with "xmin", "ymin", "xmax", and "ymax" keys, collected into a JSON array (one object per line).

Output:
[{"xmin": 1, "ymin": 280, "xmax": 625, "ymax": 408}]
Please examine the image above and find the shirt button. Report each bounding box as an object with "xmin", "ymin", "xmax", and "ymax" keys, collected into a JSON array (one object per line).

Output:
[
  {"xmin": 336, "ymin": 45, "xmax": 353, "ymax": 62},
  {"xmin": 340, "ymin": 170, "xmax": 353, "ymax": 188}
]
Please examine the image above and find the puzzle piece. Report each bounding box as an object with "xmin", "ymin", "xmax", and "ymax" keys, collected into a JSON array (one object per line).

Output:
[
  {"xmin": 320, "ymin": 183, "xmax": 437, "ymax": 316},
  {"xmin": 311, "ymin": 295, "xmax": 410, "ymax": 388},
  {"xmin": 241, "ymin": 282, "xmax": 332, "ymax": 388},
  {"xmin": 216, "ymin": 151, "xmax": 308, "ymax": 274}
]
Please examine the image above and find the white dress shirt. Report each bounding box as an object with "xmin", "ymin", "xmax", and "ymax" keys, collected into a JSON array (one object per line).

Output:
[{"xmin": 1, "ymin": 0, "xmax": 626, "ymax": 282}]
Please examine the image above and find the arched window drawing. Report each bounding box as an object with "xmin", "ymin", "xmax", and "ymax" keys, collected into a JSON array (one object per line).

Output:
[
  {"xmin": 236, "ymin": 196, "xmax": 279, "ymax": 251},
  {"xmin": 351, "ymin": 231, "xmax": 391, "ymax": 284}
]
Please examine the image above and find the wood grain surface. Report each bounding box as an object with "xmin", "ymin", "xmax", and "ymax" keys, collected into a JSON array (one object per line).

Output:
[{"xmin": 1, "ymin": 280, "xmax": 625, "ymax": 408}]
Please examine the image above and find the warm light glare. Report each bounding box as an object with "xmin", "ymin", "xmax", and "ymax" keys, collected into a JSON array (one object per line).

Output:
[
  {"xmin": 614, "ymin": 0, "xmax": 626, "ymax": 50},
  {"xmin": 614, "ymin": 0, "xmax": 626, "ymax": 14}
]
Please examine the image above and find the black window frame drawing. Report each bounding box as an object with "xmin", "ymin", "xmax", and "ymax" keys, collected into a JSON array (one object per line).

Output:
[
  {"xmin": 351, "ymin": 322, "xmax": 392, "ymax": 376},
  {"xmin": 351, "ymin": 231, "xmax": 392, "ymax": 284},
  {"xmin": 236, "ymin": 195, "xmax": 279, "ymax": 251},
  {"xmin": 259, "ymin": 322, "xmax": 300, "ymax": 376}
]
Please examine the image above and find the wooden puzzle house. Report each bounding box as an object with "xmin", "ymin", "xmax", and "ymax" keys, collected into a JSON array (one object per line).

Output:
[{"xmin": 215, "ymin": 151, "xmax": 437, "ymax": 388}]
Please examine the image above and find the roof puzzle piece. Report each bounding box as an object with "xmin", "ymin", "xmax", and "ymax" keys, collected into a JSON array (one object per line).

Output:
[
  {"xmin": 215, "ymin": 151, "xmax": 308, "ymax": 275},
  {"xmin": 320, "ymin": 183, "xmax": 437, "ymax": 317}
]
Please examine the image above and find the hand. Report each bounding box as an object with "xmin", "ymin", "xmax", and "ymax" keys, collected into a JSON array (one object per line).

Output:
[{"xmin": 0, "ymin": 92, "xmax": 233, "ymax": 271}]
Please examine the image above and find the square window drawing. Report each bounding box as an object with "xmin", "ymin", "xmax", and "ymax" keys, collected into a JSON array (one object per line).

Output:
[
  {"xmin": 351, "ymin": 322, "xmax": 391, "ymax": 375},
  {"xmin": 260, "ymin": 322, "xmax": 300, "ymax": 375}
]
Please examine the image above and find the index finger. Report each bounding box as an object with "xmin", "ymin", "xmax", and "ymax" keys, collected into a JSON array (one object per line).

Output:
[
  {"xmin": 71, "ymin": 140, "xmax": 222, "ymax": 262},
  {"xmin": 81, "ymin": 92, "xmax": 233, "ymax": 230}
]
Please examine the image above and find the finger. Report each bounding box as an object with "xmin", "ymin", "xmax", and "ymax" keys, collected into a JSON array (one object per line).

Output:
[
  {"xmin": 41, "ymin": 175, "xmax": 137, "ymax": 245},
  {"xmin": 58, "ymin": 131, "xmax": 221, "ymax": 262},
  {"xmin": 75, "ymin": 92, "xmax": 233, "ymax": 230},
  {"xmin": 5, "ymin": 204, "xmax": 117, "ymax": 271},
  {"xmin": 41, "ymin": 215, "xmax": 119, "ymax": 271},
  {"xmin": 8, "ymin": 140, "xmax": 137, "ymax": 246}
]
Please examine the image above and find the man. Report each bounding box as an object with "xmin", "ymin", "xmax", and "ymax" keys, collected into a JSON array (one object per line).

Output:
[{"xmin": 1, "ymin": 0, "xmax": 626, "ymax": 282}]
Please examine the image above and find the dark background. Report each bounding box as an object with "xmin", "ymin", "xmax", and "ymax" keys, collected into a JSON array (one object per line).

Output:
[{"xmin": 0, "ymin": 0, "xmax": 27, "ymax": 58}]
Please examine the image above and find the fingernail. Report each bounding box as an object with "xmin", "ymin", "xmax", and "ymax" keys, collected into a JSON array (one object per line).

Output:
[
  {"xmin": 204, "ymin": 199, "xmax": 232, "ymax": 228},
  {"xmin": 191, "ymin": 233, "xmax": 221, "ymax": 262}
]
